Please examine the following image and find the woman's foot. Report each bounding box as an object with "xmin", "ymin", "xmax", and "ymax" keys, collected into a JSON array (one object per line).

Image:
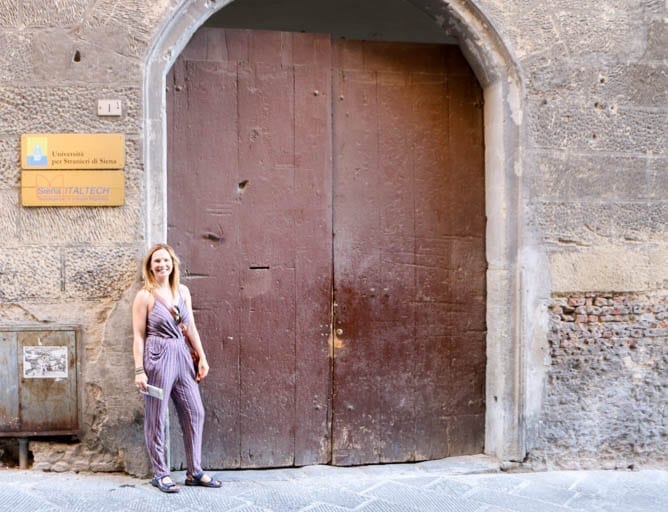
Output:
[
  {"xmin": 185, "ymin": 472, "xmax": 222, "ymax": 488},
  {"xmin": 151, "ymin": 475, "xmax": 180, "ymax": 493}
]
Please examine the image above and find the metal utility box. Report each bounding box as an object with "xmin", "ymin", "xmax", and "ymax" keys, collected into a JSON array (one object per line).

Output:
[{"xmin": 0, "ymin": 326, "xmax": 81, "ymax": 436}]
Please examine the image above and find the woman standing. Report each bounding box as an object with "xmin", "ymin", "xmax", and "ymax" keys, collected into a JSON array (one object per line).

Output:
[{"xmin": 132, "ymin": 243, "xmax": 222, "ymax": 493}]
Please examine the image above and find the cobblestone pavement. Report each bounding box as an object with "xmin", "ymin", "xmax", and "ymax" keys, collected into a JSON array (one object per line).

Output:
[{"xmin": 0, "ymin": 456, "xmax": 665, "ymax": 512}]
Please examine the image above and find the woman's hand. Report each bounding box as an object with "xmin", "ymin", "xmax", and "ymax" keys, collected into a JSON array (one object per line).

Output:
[
  {"xmin": 197, "ymin": 358, "xmax": 209, "ymax": 381},
  {"xmin": 135, "ymin": 371, "xmax": 148, "ymax": 392}
]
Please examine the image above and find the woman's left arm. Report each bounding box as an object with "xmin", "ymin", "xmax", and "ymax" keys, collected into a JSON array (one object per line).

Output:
[{"xmin": 181, "ymin": 284, "xmax": 210, "ymax": 381}]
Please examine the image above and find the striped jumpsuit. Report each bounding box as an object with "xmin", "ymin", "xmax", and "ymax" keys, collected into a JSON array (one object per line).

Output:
[{"xmin": 143, "ymin": 294, "xmax": 205, "ymax": 479}]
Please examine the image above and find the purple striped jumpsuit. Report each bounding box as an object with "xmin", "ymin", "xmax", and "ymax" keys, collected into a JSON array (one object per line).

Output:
[{"xmin": 143, "ymin": 294, "xmax": 204, "ymax": 479}]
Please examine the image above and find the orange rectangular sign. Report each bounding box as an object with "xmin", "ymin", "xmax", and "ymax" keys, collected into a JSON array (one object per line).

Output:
[
  {"xmin": 21, "ymin": 170, "xmax": 125, "ymax": 206},
  {"xmin": 21, "ymin": 133, "xmax": 125, "ymax": 170}
]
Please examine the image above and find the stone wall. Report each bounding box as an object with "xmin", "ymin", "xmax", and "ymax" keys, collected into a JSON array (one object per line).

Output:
[
  {"xmin": 0, "ymin": 0, "xmax": 665, "ymax": 473},
  {"xmin": 0, "ymin": 0, "xmax": 179, "ymax": 476},
  {"xmin": 530, "ymin": 291, "xmax": 667, "ymax": 469}
]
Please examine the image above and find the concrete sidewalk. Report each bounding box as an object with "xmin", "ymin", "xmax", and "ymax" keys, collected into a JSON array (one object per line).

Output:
[{"xmin": 0, "ymin": 455, "xmax": 665, "ymax": 511}]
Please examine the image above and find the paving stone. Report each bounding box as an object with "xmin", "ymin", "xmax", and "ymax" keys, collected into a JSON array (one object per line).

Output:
[
  {"xmin": 222, "ymin": 507, "xmax": 274, "ymax": 512},
  {"xmin": 299, "ymin": 504, "xmax": 355, "ymax": 512},
  {"xmin": 516, "ymin": 471, "xmax": 585, "ymax": 489},
  {"xmin": 332, "ymin": 477, "xmax": 385, "ymax": 494},
  {"xmin": 365, "ymin": 481, "xmax": 481, "ymax": 512},
  {"xmin": 467, "ymin": 489, "xmax": 575, "ymax": 512},
  {"xmin": 0, "ymin": 466, "xmax": 666, "ymax": 511},
  {"xmin": 355, "ymin": 499, "xmax": 423, "ymax": 512},
  {"xmin": 237, "ymin": 488, "xmax": 314, "ymax": 511},
  {"xmin": 0, "ymin": 487, "xmax": 60, "ymax": 512},
  {"xmin": 452, "ymin": 474, "xmax": 527, "ymax": 494},
  {"xmin": 426, "ymin": 476, "xmax": 476, "ymax": 496},
  {"xmin": 514, "ymin": 481, "xmax": 579, "ymax": 506}
]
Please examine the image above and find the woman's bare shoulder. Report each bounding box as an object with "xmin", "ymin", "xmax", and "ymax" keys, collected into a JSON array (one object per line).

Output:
[
  {"xmin": 179, "ymin": 284, "xmax": 191, "ymax": 298},
  {"xmin": 134, "ymin": 288, "xmax": 153, "ymax": 305}
]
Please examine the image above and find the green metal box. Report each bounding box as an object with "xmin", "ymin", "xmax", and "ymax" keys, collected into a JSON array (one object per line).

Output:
[{"xmin": 0, "ymin": 326, "xmax": 80, "ymax": 437}]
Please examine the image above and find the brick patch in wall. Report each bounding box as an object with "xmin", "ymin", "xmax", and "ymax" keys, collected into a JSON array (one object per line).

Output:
[{"xmin": 528, "ymin": 291, "xmax": 667, "ymax": 470}]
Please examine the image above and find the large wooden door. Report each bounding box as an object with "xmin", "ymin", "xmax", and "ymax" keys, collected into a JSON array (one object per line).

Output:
[
  {"xmin": 167, "ymin": 28, "xmax": 485, "ymax": 469},
  {"xmin": 167, "ymin": 30, "xmax": 334, "ymax": 468},
  {"xmin": 331, "ymin": 41, "xmax": 486, "ymax": 464}
]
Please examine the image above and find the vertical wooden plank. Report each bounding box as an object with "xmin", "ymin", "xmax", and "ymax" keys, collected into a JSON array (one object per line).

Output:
[
  {"xmin": 412, "ymin": 67, "xmax": 453, "ymax": 461},
  {"xmin": 413, "ymin": 46, "xmax": 486, "ymax": 459},
  {"xmin": 167, "ymin": 38, "xmax": 243, "ymax": 468},
  {"xmin": 447, "ymin": 70, "xmax": 485, "ymax": 236},
  {"xmin": 445, "ymin": 55, "xmax": 486, "ymax": 456},
  {"xmin": 332, "ymin": 42, "xmax": 383, "ymax": 464},
  {"xmin": 236, "ymin": 32, "xmax": 296, "ymax": 466},
  {"xmin": 292, "ymin": 32, "xmax": 333, "ymax": 466},
  {"xmin": 375, "ymin": 67, "xmax": 418, "ymax": 463}
]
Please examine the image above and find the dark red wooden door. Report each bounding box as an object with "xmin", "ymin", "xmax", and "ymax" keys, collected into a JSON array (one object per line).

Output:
[
  {"xmin": 167, "ymin": 28, "xmax": 485, "ymax": 469},
  {"xmin": 331, "ymin": 40, "xmax": 486, "ymax": 464},
  {"xmin": 167, "ymin": 30, "xmax": 333, "ymax": 468}
]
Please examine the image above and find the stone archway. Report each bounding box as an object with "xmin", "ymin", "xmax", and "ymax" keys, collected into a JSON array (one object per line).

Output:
[{"xmin": 144, "ymin": 0, "xmax": 528, "ymax": 463}]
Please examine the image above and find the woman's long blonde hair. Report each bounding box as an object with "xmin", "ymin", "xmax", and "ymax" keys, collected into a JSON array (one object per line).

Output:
[{"xmin": 141, "ymin": 243, "xmax": 181, "ymax": 297}]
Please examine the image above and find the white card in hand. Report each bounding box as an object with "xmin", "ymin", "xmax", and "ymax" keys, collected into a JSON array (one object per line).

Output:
[{"xmin": 140, "ymin": 384, "xmax": 164, "ymax": 400}]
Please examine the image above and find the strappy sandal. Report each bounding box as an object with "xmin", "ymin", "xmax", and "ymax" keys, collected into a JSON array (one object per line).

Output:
[
  {"xmin": 151, "ymin": 475, "xmax": 180, "ymax": 493},
  {"xmin": 185, "ymin": 472, "xmax": 222, "ymax": 488}
]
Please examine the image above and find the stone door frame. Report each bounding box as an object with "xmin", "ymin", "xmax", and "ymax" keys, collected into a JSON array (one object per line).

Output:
[{"xmin": 143, "ymin": 0, "xmax": 529, "ymax": 463}]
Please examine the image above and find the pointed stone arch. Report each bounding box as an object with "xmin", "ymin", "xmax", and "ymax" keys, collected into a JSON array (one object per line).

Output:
[{"xmin": 144, "ymin": 0, "xmax": 528, "ymax": 462}]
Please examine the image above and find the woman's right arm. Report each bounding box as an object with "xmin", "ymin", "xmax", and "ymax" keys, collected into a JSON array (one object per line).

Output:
[{"xmin": 132, "ymin": 289, "xmax": 150, "ymax": 390}]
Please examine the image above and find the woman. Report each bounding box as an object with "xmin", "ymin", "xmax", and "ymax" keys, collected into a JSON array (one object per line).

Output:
[{"xmin": 132, "ymin": 243, "xmax": 222, "ymax": 493}]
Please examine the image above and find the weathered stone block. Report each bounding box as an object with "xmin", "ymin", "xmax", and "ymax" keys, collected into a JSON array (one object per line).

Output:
[
  {"xmin": 0, "ymin": 191, "xmax": 18, "ymax": 245},
  {"xmin": 527, "ymin": 151, "xmax": 651, "ymax": 202},
  {"xmin": 0, "ymin": 31, "xmax": 32, "ymax": 83},
  {"xmin": 64, "ymin": 245, "xmax": 138, "ymax": 299},
  {"xmin": 0, "ymin": 136, "xmax": 20, "ymax": 188},
  {"xmin": 528, "ymin": 99, "xmax": 667, "ymax": 154},
  {"xmin": 647, "ymin": 157, "xmax": 668, "ymax": 201},
  {"xmin": 123, "ymin": 136, "xmax": 143, "ymax": 196},
  {"xmin": 531, "ymin": 201, "xmax": 668, "ymax": 246},
  {"xmin": 20, "ymin": 0, "xmax": 87, "ymax": 27},
  {"xmin": 644, "ymin": 17, "xmax": 668, "ymax": 62},
  {"xmin": 28, "ymin": 27, "xmax": 141, "ymax": 84},
  {"xmin": 30, "ymin": 440, "xmax": 124, "ymax": 473},
  {"xmin": 81, "ymin": 0, "xmax": 179, "ymax": 59},
  {"xmin": 507, "ymin": 7, "xmax": 560, "ymax": 60},
  {"xmin": 549, "ymin": 245, "xmax": 668, "ymax": 293},
  {"xmin": 0, "ymin": 0, "xmax": 20, "ymax": 26},
  {"xmin": 552, "ymin": 5, "xmax": 647, "ymax": 63},
  {"xmin": 19, "ymin": 204, "xmax": 143, "ymax": 244},
  {"xmin": 0, "ymin": 246, "xmax": 61, "ymax": 300},
  {"xmin": 601, "ymin": 63, "xmax": 668, "ymax": 105},
  {"xmin": 527, "ymin": 61, "xmax": 667, "ymax": 108},
  {"xmin": 521, "ymin": 44, "xmax": 575, "ymax": 93},
  {"xmin": 0, "ymin": 86, "xmax": 141, "ymax": 135}
]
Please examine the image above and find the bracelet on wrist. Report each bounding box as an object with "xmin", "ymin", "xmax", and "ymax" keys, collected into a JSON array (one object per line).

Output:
[{"xmin": 134, "ymin": 366, "xmax": 145, "ymax": 375}]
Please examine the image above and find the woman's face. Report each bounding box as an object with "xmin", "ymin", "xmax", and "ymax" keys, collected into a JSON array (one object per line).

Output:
[{"xmin": 150, "ymin": 248, "xmax": 173, "ymax": 279}]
